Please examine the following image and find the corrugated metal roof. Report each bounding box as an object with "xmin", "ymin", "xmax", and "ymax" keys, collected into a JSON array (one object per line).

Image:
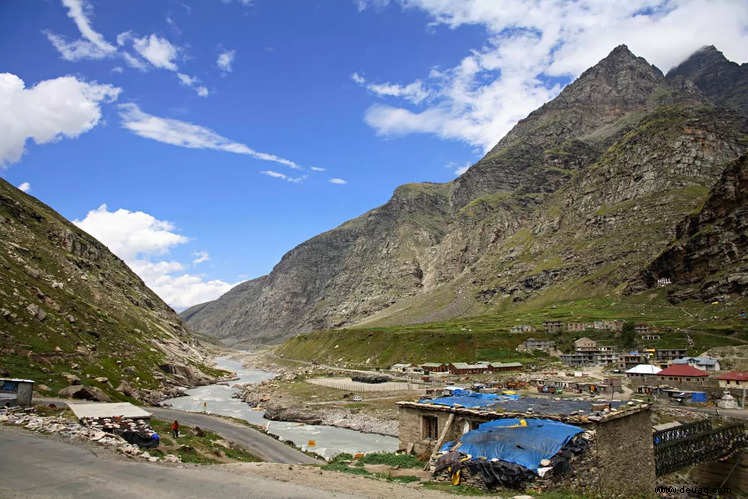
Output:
[
  {"xmin": 716, "ymin": 371, "xmax": 748, "ymax": 381},
  {"xmin": 657, "ymin": 365, "xmax": 708, "ymax": 377},
  {"xmin": 68, "ymin": 402, "xmax": 152, "ymax": 420},
  {"xmin": 626, "ymin": 364, "xmax": 661, "ymax": 375}
]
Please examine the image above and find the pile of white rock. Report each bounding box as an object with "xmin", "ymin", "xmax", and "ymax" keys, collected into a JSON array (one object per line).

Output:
[{"xmin": 0, "ymin": 407, "xmax": 181, "ymax": 464}]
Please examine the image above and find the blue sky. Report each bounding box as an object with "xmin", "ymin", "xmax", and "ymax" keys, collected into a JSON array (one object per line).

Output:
[{"xmin": 1, "ymin": 0, "xmax": 746, "ymax": 309}]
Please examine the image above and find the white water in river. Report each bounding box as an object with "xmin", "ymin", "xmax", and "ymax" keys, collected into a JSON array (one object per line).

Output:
[{"xmin": 163, "ymin": 356, "xmax": 398, "ymax": 459}]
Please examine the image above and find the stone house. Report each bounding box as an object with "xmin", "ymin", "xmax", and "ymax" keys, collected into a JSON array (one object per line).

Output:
[
  {"xmin": 574, "ymin": 337, "xmax": 598, "ymax": 351},
  {"xmin": 655, "ymin": 348, "xmax": 687, "ymax": 363},
  {"xmin": 486, "ymin": 362, "xmax": 522, "ymax": 372},
  {"xmin": 397, "ymin": 398, "xmax": 655, "ymax": 496},
  {"xmin": 566, "ymin": 322, "xmax": 588, "ymax": 332},
  {"xmin": 543, "ymin": 321, "xmax": 564, "ymax": 333},
  {"xmin": 510, "ymin": 324, "xmax": 536, "ymax": 334},
  {"xmin": 517, "ymin": 338, "xmax": 556, "ymax": 353}
]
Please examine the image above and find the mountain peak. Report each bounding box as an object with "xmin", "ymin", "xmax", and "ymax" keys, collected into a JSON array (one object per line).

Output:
[
  {"xmin": 667, "ymin": 45, "xmax": 748, "ymax": 115},
  {"xmin": 548, "ymin": 44, "xmax": 664, "ymax": 109}
]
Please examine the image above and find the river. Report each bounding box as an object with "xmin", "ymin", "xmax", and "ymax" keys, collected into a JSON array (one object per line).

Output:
[{"xmin": 163, "ymin": 357, "xmax": 398, "ymax": 459}]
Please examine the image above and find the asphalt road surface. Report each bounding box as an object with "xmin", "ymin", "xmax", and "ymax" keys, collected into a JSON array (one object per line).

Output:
[
  {"xmin": 0, "ymin": 429, "xmax": 352, "ymax": 499},
  {"xmin": 147, "ymin": 406, "xmax": 320, "ymax": 465},
  {"xmin": 37, "ymin": 398, "xmax": 319, "ymax": 465}
]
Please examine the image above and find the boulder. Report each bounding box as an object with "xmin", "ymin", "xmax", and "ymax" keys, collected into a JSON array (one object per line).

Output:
[
  {"xmin": 115, "ymin": 380, "xmax": 136, "ymax": 397},
  {"xmin": 62, "ymin": 373, "xmax": 81, "ymax": 385},
  {"xmin": 58, "ymin": 385, "xmax": 111, "ymax": 402}
]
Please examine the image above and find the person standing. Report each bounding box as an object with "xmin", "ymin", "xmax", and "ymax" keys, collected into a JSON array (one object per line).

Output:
[{"xmin": 170, "ymin": 420, "xmax": 179, "ymax": 438}]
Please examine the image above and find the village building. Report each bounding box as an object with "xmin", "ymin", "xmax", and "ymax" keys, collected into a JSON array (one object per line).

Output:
[
  {"xmin": 593, "ymin": 320, "xmax": 624, "ymax": 332},
  {"xmin": 517, "ymin": 338, "xmax": 556, "ymax": 353},
  {"xmin": 420, "ymin": 362, "xmax": 449, "ymax": 373},
  {"xmin": 639, "ymin": 333, "xmax": 661, "ymax": 341},
  {"xmin": 0, "ymin": 378, "xmax": 34, "ymax": 407},
  {"xmin": 625, "ymin": 364, "xmax": 661, "ymax": 378},
  {"xmin": 654, "ymin": 348, "xmax": 687, "ymax": 363},
  {"xmin": 635, "ymin": 324, "xmax": 650, "ymax": 334},
  {"xmin": 716, "ymin": 371, "xmax": 748, "ymax": 389},
  {"xmin": 561, "ymin": 338, "xmax": 618, "ymax": 366},
  {"xmin": 716, "ymin": 372, "xmax": 748, "ymax": 407},
  {"xmin": 448, "ymin": 363, "xmax": 489, "ymax": 375},
  {"xmin": 510, "ymin": 324, "xmax": 536, "ymax": 334},
  {"xmin": 656, "ymin": 364, "xmax": 709, "ymax": 387},
  {"xmin": 574, "ymin": 337, "xmax": 598, "ymax": 351},
  {"xmin": 397, "ymin": 396, "xmax": 655, "ymax": 496},
  {"xmin": 543, "ymin": 321, "xmax": 564, "ymax": 334},
  {"xmin": 566, "ymin": 322, "xmax": 588, "ymax": 332},
  {"xmin": 487, "ymin": 362, "xmax": 522, "ymax": 372},
  {"xmin": 671, "ymin": 356, "xmax": 721, "ymax": 372},
  {"xmin": 618, "ymin": 352, "xmax": 651, "ymax": 370}
]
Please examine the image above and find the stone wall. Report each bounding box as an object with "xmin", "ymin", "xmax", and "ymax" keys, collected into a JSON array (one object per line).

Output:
[
  {"xmin": 399, "ymin": 404, "xmax": 657, "ymax": 496},
  {"xmin": 593, "ymin": 409, "xmax": 656, "ymax": 496}
]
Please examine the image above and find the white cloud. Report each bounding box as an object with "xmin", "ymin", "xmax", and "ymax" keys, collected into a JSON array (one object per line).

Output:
[
  {"xmin": 74, "ymin": 204, "xmax": 234, "ymax": 309},
  {"xmin": 192, "ymin": 250, "xmax": 210, "ymax": 264},
  {"xmin": 119, "ymin": 103, "xmax": 304, "ymax": 169},
  {"xmin": 260, "ymin": 170, "xmax": 305, "ymax": 183},
  {"xmin": 45, "ymin": 0, "xmax": 117, "ymax": 61},
  {"xmin": 329, "ymin": 178, "xmax": 347, "ymax": 184},
  {"xmin": 358, "ymin": 0, "xmax": 748, "ymax": 151},
  {"xmin": 352, "ymin": 72, "xmax": 430, "ymax": 104},
  {"xmin": 132, "ymin": 34, "xmax": 179, "ymax": 71},
  {"xmin": 73, "ymin": 204, "xmax": 188, "ymax": 260},
  {"xmin": 17, "ymin": 182, "xmax": 31, "ymax": 192},
  {"xmin": 0, "ymin": 73, "xmax": 120, "ymax": 166},
  {"xmin": 176, "ymin": 73, "xmax": 209, "ymax": 97},
  {"xmin": 310, "ymin": 166, "xmax": 326, "ymax": 172},
  {"xmin": 217, "ymin": 49, "xmax": 236, "ymax": 73}
]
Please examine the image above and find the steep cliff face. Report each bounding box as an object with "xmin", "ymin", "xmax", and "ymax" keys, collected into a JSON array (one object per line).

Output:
[
  {"xmin": 184, "ymin": 45, "xmax": 748, "ymax": 344},
  {"xmin": 666, "ymin": 46, "xmax": 748, "ymax": 116},
  {"xmin": 633, "ymin": 154, "xmax": 747, "ymax": 300},
  {"xmin": 0, "ymin": 179, "xmax": 217, "ymax": 399}
]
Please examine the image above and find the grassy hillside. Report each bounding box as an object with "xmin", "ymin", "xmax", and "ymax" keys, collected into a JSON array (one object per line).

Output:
[
  {"xmin": 277, "ymin": 290, "xmax": 747, "ymax": 368},
  {"xmin": 0, "ymin": 178, "xmax": 221, "ymax": 401}
]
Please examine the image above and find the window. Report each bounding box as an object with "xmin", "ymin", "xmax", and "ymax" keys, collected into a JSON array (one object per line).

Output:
[{"xmin": 422, "ymin": 415, "xmax": 438, "ymax": 440}]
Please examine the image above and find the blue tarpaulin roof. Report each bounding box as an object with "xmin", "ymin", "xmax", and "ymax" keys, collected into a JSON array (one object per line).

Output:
[
  {"xmin": 440, "ymin": 418, "xmax": 583, "ymax": 472},
  {"xmin": 420, "ymin": 390, "xmax": 520, "ymax": 408}
]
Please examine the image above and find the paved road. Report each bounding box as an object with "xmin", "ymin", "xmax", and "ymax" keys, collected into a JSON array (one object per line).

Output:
[
  {"xmin": 38, "ymin": 398, "xmax": 319, "ymax": 465},
  {"xmin": 147, "ymin": 406, "xmax": 320, "ymax": 464},
  {"xmin": 0, "ymin": 429, "xmax": 350, "ymax": 499}
]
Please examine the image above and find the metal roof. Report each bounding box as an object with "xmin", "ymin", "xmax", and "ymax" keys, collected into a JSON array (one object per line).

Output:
[
  {"xmin": 626, "ymin": 364, "xmax": 661, "ymax": 375},
  {"xmin": 68, "ymin": 402, "xmax": 152, "ymax": 420}
]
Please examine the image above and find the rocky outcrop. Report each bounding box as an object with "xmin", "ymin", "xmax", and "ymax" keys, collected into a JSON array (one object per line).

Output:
[
  {"xmin": 58, "ymin": 384, "xmax": 112, "ymax": 402},
  {"xmin": 0, "ymin": 178, "xmax": 218, "ymax": 400},
  {"xmin": 184, "ymin": 44, "xmax": 748, "ymax": 344},
  {"xmin": 666, "ymin": 45, "xmax": 748, "ymax": 116},
  {"xmin": 633, "ymin": 155, "xmax": 747, "ymax": 300}
]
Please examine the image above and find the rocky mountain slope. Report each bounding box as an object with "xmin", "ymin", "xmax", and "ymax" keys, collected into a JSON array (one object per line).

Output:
[
  {"xmin": 184, "ymin": 45, "xmax": 748, "ymax": 344},
  {"xmin": 633, "ymin": 154, "xmax": 746, "ymax": 300},
  {"xmin": 0, "ymin": 179, "xmax": 219, "ymax": 401}
]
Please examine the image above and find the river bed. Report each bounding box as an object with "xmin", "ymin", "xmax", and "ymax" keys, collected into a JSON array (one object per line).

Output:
[{"xmin": 163, "ymin": 356, "xmax": 398, "ymax": 459}]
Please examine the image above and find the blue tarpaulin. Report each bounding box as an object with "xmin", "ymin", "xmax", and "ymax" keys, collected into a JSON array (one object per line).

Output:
[
  {"xmin": 440, "ymin": 418, "xmax": 583, "ymax": 472},
  {"xmin": 420, "ymin": 391, "xmax": 520, "ymax": 408},
  {"xmin": 690, "ymin": 392, "xmax": 707, "ymax": 402}
]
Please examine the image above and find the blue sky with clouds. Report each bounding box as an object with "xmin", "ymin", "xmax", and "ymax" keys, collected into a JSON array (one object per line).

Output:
[{"xmin": 1, "ymin": 0, "xmax": 746, "ymax": 309}]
